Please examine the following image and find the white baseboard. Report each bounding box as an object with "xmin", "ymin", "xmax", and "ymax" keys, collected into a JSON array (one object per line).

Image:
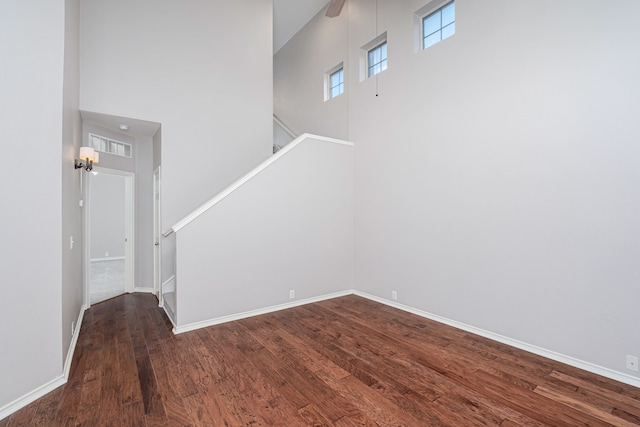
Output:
[
  {"xmin": 0, "ymin": 375, "xmax": 65, "ymax": 421},
  {"xmin": 172, "ymin": 288, "xmax": 640, "ymax": 389},
  {"xmin": 134, "ymin": 286, "xmax": 154, "ymax": 293},
  {"xmin": 64, "ymin": 304, "xmax": 87, "ymax": 380},
  {"xmin": 0, "ymin": 304, "xmax": 87, "ymax": 421},
  {"xmin": 0, "ymin": 305, "xmax": 87, "ymax": 420},
  {"xmin": 173, "ymin": 290, "xmax": 353, "ymax": 335},
  {"xmin": 89, "ymin": 256, "xmax": 125, "ymax": 262},
  {"xmin": 353, "ymin": 290, "xmax": 640, "ymax": 389}
]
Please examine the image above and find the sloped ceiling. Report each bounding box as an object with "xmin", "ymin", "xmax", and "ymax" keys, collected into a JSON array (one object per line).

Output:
[{"xmin": 274, "ymin": 0, "xmax": 329, "ymax": 53}]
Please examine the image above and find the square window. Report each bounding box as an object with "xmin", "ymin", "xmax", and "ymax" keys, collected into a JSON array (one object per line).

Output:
[
  {"xmin": 368, "ymin": 42, "xmax": 387, "ymax": 78},
  {"xmin": 422, "ymin": 1, "xmax": 455, "ymax": 50}
]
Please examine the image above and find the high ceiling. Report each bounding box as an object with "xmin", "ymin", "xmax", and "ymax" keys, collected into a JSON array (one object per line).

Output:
[
  {"xmin": 273, "ymin": 0, "xmax": 329, "ymax": 53},
  {"xmin": 82, "ymin": 2, "xmax": 331, "ymax": 137}
]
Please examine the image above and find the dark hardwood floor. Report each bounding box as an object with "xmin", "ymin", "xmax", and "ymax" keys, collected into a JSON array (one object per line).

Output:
[{"xmin": 1, "ymin": 293, "xmax": 639, "ymax": 426}]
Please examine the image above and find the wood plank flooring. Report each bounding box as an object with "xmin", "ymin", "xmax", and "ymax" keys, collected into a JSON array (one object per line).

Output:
[{"xmin": 1, "ymin": 293, "xmax": 639, "ymax": 426}]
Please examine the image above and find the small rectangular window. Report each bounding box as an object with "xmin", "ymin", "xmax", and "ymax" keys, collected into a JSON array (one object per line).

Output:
[
  {"xmin": 423, "ymin": 1, "xmax": 455, "ymax": 49},
  {"xmin": 360, "ymin": 32, "xmax": 387, "ymax": 81},
  {"xmin": 329, "ymin": 68, "xmax": 344, "ymax": 98},
  {"xmin": 89, "ymin": 133, "xmax": 133, "ymax": 158},
  {"xmin": 324, "ymin": 62, "xmax": 345, "ymax": 101},
  {"xmin": 368, "ymin": 42, "xmax": 387, "ymax": 77}
]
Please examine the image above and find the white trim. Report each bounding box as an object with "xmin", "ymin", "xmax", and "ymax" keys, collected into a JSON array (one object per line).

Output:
[
  {"xmin": 161, "ymin": 274, "xmax": 176, "ymax": 289},
  {"xmin": 414, "ymin": 0, "xmax": 454, "ymax": 53},
  {"xmin": 273, "ymin": 114, "xmax": 297, "ymax": 139},
  {"xmin": 160, "ymin": 274, "xmax": 177, "ymax": 319},
  {"xmin": 64, "ymin": 305, "xmax": 87, "ymax": 380},
  {"xmin": 0, "ymin": 304, "xmax": 87, "ymax": 420},
  {"xmin": 324, "ymin": 62, "xmax": 345, "ymax": 102},
  {"xmin": 162, "ymin": 304, "xmax": 176, "ymax": 327},
  {"xmin": 165, "ymin": 133, "xmax": 354, "ymax": 236},
  {"xmin": 88, "ymin": 132, "xmax": 133, "ymax": 158},
  {"xmin": 353, "ymin": 291, "xmax": 640, "ymax": 389},
  {"xmin": 0, "ymin": 376, "xmax": 66, "ymax": 421},
  {"xmin": 153, "ymin": 166, "xmax": 162, "ymax": 303},
  {"xmin": 85, "ymin": 167, "xmax": 136, "ymax": 308},
  {"xmin": 360, "ymin": 32, "xmax": 388, "ymax": 81},
  {"xmin": 171, "ymin": 288, "xmax": 640, "ymax": 388},
  {"xmin": 83, "ymin": 168, "xmax": 91, "ymax": 308},
  {"xmin": 123, "ymin": 173, "xmax": 135, "ymax": 294},
  {"xmin": 89, "ymin": 256, "xmax": 125, "ymax": 262},
  {"xmin": 134, "ymin": 286, "xmax": 154, "ymax": 293},
  {"xmin": 173, "ymin": 290, "xmax": 353, "ymax": 334}
]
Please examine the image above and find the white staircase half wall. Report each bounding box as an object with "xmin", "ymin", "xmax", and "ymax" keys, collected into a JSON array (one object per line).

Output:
[{"xmin": 168, "ymin": 134, "xmax": 354, "ymax": 330}]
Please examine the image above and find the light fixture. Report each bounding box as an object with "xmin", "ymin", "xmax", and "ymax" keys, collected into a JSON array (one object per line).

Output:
[
  {"xmin": 74, "ymin": 147, "xmax": 99, "ymax": 171},
  {"xmin": 119, "ymin": 124, "xmax": 129, "ymax": 131}
]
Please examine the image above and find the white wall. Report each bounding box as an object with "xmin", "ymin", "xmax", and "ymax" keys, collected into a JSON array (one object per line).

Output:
[
  {"xmin": 176, "ymin": 136, "xmax": 354, "ymax": 328},
  {"xmin": 135, "ymin": 136, "xmax": 154, "ymax": 289},
  {"xmin": 79, "ymin": 0, "xmax": 274, "ymax": 231},
  {"xmin": 274, "ymin": 0, "xmax": 640, "ymax": 381},
  {"xmin": 0, "ymin": 0, "xmax": 65, "ymax": 411},
  {"xmin": 61, "ymin": 0, "xmax": 83, "ymax": 374},
  {"xmin": 274, "ymin": 6, "xmax": 348, "ymax": 139}
]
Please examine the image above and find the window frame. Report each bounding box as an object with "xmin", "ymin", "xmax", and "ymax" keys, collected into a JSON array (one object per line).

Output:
[
  {"xmin": 359, "ymin": 32, "xmax": 388, "ymax": 81},
  {"xmin": 324, "ymin": 63, "xmax": 345, "ymax": 101},
  {"xmin": 367, "ymin": 41, "xmax": 388, "ymax": 78},
  {"xmin": 414, "ymin": 0, "xmax": 455, "ymax": 53},
  {"xmin": 89, "ymin": 133, "xmax": 133, "ymax": 158}
]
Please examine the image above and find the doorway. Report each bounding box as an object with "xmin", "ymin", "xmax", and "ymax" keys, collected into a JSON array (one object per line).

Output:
[
  {"xmin": 153, "ymin": 166, "xmax": 163, "ymax": 306},
  {"xmin": 86, "ymin": 167, "xmax": 135, "ymax": 305}
]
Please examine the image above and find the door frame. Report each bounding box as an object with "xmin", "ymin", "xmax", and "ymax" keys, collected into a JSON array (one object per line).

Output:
[
  {"xmin": 84, "ymin": 167, "xmax": 136, "ymax": 308},
  {"xmin": 153, "ymin": 166, "xmax": 163, "ymax": 307}
]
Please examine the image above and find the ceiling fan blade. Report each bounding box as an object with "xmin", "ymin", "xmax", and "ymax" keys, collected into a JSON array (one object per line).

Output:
[{"xmin": 325, "ymin": 0, "xmax": 346, "ymax": 17}]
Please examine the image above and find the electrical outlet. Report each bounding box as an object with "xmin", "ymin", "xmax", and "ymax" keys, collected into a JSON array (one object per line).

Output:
[
  {"xmin": 289, "ymin": 290, "xmax": 295, "ymax": 299},
  {"xmin": 391, "ymin": 290, "xmax": 398, "ymax": 301},
  {"xmin": 71, "ymin": 321, "xmax": 75, "ymax": 335},
  {"xmin": 69, "ymin": 236, "xmax": 74, "ymax": 250},
  {"xmin": 105, "ymin": 252, "xmax": 109, "ymax": 257},
  {"xmin": 626, "ymin": 355, "xmax": 639, "ymax": 372}
]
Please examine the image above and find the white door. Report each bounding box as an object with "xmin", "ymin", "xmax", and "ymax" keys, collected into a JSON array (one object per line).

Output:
[{"xmin": 87, "ymin": 168, "xmax": 135, "ymax": 305}]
